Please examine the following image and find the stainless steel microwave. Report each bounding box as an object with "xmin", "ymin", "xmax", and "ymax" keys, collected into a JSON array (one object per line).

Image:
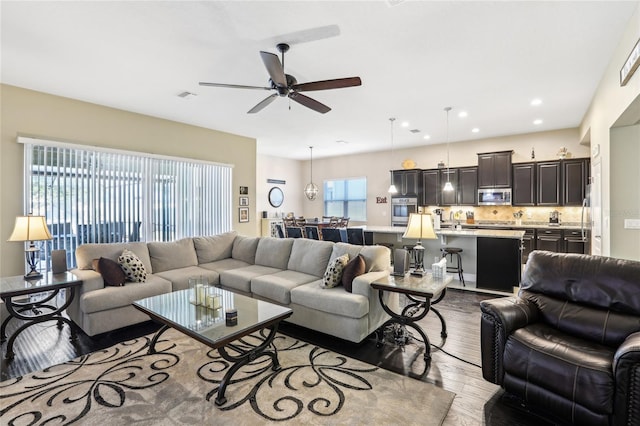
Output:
[{"xmin": 478, "ymin": 188, "xmax": 512, "ymax": 205}]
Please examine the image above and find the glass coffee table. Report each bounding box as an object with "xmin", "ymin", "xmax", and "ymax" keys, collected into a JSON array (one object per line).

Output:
[
  {"xmin": 133, "ymin": 288, "xmax": 292, "ymax": 406},
  {"xmin": 371, "ymin": 273, "xmax": 452, "ymax": 363}
]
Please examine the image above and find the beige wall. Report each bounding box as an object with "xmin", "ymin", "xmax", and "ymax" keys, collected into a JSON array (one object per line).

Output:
[
  {"xmin": 290, "ymin": 128, "xmax": 588, "ymax": 227},
  {"xmin": 580, "ymin": 2, "xmax": 640, "ymax": 260},
  {"xmin": 0, "ymin": 84, "xmax": 257, "ymax": 276},
  {"xmin": 256, "ymin": 154, "xmax": 304, "ymax": 220}
]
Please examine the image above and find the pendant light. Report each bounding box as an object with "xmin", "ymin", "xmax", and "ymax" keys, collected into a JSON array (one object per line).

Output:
[
  {"xmin": 443, "ymin": 107, "xmax": 454, "ymax": 192},
  {"xmin": 304, "ymin": 146, "xmax": 319, "ymax": 200},
  {"xmin": 388, "ymin": 117, "xmax": 398, "ymax": 194}
]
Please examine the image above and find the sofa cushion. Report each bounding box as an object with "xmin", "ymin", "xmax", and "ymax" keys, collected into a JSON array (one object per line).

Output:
[
  {"xmin": 193, "ymin": 231, "xmax": 237, "ymax": 264},
  {"xmin": 255, "ymin": 237, "xmax": 294, "ymax": 269},
  {"xmin": 199, "ymin": 258, "xmax": 252, "ymax": 272},
  {"xmin": 342, "ymin": 254, "xmax": 366, "ymax": 293},
  {"xmin": 329, "ymin": 243, "xmax": 362, "ymax": 266},
  {"xmin": 321, "ymin": 254, "xmax": 349, "ymax": 289},
  {"xmin": 92, "ymin": 257, "xmax": 126, "ymax": 287},
  {"xmin": 154, "ymin": 266, "xmax": 220, "ymax": 291},
  {"xmin": 148, "ymin": 238, "xmax": 198, "ymax": 273},
  {"xmin": 290, "ymin": 282, "xmax": 369, "ymax": 319},
  {"xmin": 118, "ymin": 249, "xmax": 148, "ymax": 282},
  {"xmin": 251, "ymin": 270, "xmax": 320, "ymax": 305},
  {"xmin": 76, "ymin": 242, "xmax": 152, "ymax": 272},
  {"xmin": 359, "ymin": 245, "xmax": 391, "ymax": 272},
  {"xmin": 219, "ymin": 264, "xmax": 281, "ymax": 294},
  {"xmin": 288, "ymin": 239, "xmax": 334, "ymax": 277},
  {"xmin": 80, "ymin": 274, "xmax": 172, "ymax": 314},
  {"xmin": 232, "ymin": 235, "xmax": 259, "ymax": 264}
]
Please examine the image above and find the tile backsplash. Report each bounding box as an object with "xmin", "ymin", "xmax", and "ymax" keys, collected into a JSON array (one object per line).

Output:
[{"xmin": 422, "ymin": 205, "xmax": 585, "ymax": 224}]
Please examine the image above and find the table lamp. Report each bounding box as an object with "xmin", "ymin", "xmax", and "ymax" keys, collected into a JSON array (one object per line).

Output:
[
  {"xmin": 8, "ymin": 215, "xmax": 53, "ymax": 279},
  {"xmin": 403, "ymin": 213, "xmax": 437, "ymax": 276}
]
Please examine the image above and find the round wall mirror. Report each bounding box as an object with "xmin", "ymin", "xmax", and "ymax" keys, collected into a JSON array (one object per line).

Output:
[{"xmin": 268, "ymin": 187, "xmax": 284, "ymax": 208}]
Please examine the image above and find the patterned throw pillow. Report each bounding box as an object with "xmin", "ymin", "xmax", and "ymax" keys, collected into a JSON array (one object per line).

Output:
[
  {"xmin": 321, "ymin": 254, "xmax": 349, "ymax": 289},
  {"xmin": 118, "ymin": 249, "xmax": 147, "ymax": 283}
]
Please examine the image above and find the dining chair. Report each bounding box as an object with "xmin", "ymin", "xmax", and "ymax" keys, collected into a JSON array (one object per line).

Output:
[
  {"xmin": 328, "ymin": 216, "xmax": 340, "ymax": 228},
  {"xmin": 285, "ymin": 227, "xmax": 304, "ymax": 238},
  {"xmin": 275, "ymin": 224, "xmax": 285, "ymax": 238},
  {"xmin": 304, "ymin": 226, "xmax": 320, "ymax": 240},
  {"xmin": 346, "ymin": 227, "xmax": 365, "ymax": 245},
  {"xmin": 321, "ymin": 227, "xmax": 343, "ymax": 242},
  {"xmin": 338, "ymin": 217, "xmax": 350, "ymax": 227},
  {"xmin": 295, "ymin": 217, "xmax": 306, "ymax": 227}
]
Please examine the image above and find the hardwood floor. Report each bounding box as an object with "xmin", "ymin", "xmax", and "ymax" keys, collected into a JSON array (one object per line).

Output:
[{"xmin": 0, "ymin": 288, "xmax": 558, "ymax": 425}]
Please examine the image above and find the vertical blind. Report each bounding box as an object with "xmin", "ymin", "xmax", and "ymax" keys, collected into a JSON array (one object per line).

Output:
[{"xmin": 20, "ymin": 138, "xmax": 233, "ymax": 270}]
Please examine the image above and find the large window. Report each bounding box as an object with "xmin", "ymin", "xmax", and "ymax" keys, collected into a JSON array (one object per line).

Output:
[
  {"xmin": 20, "ymin": 137, "xmax": 232, "ymax": 270},
  {"xmin": 323, "ymin": 177, "xmax": 367, "ymax": 221}
]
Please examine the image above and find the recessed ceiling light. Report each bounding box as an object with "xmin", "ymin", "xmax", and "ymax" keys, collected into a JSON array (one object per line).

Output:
[
  {"xmin": 458, "ymin": 111, "xmax": 468, "ymax": 118},
  {"xmin": 533, "ymin": 119, "xmax": 543, "ymax": 125},
  {"xmin": 423, "ymin": 134, "xmax": 431, "ymax": 140},
  {"xmin": 401, "ymin": 121, "xmax": 410, "ymax": 127},
  {"xmin": 531, "ymin": 98, "xmax": 542, "ymax": 106},
  {"xmin": 471, "ymin": 128, "xmax": 480, "ymax": 133},
  {"xmin": 336, "ymin": 140, "xmax": 349, "ymax": 144}
]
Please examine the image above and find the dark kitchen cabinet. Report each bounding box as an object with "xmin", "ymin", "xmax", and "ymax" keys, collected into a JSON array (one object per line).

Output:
[
  {"xmin": 422, "ymin": 169, "xmax": 441, "ymax": 206},
  {"xmin": 537, "ymin": 161, "xmax": 562, "ymax": 206},
  {"xmin": 521, "ymin": 229, "xmax": 536, "ymax": 264},
  {"xmin": 392, "ymin": 169, "xmax": 421, "ymax": 197},
  {"xmin": 477, "ymin": 237, "xmax": 522, "ymax": 291},
  {"xmin": 440, "ymin": 169, "xmax": 459, "ymax": 205},
  {"xmin": 563, "ymin": 159, "xmax": 590, "ymax": 206},
  {"xmin": 478, "ymin": 151, "xmax": 512, "ymax": 188},
  {"xmin": 458, "ymin": 167, "xmax": 478, "ymax": 205},
  {"xmin": 564, "ymin": 229, "xmax": 590, "ymax": 254},
  {"xmin": 512, "ymin": 163, "xmax": 536, "ymax": 206},
  {"xmin": 536, "ymin": 228, "xmax": 563, "ymax": 252}
]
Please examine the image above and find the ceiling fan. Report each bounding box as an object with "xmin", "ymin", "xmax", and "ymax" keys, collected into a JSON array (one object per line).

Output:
[{"xmin": 199, "ymin": 43, "xmax": 361, "ymax": 114}]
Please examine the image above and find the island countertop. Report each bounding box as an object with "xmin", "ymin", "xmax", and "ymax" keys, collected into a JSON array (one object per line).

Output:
[{"xmin": 361, "ymin": 226, "xmax": 525, "ymax": 240}]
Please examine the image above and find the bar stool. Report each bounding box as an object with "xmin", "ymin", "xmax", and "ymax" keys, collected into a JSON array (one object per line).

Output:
[{"xmin": 441, "ymin": 247, "xmax": 465, "ymax": 286}]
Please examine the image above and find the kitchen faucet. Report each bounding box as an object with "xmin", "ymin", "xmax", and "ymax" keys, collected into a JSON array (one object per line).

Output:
[{"xmin": 449, "ymin": 211, "xmax": 454, "ymax": 222}]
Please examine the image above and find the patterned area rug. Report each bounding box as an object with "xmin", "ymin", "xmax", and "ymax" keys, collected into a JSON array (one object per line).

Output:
[{"xmin": 0, "ymin": 328, "xmax": 455, "ymax": 425}]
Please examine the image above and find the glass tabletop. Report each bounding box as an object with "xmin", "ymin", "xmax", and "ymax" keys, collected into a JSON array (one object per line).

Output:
[
  {"xmin": 134, "ymin": 288, "xmax": 292, "ymax": 348},
  {"xmin": 371, "ymin": 273, "xmax": 452, "ymax": 298},
  {"xmin": 0, "ymin": 272, "xmax": 82, "ymax": 298}
]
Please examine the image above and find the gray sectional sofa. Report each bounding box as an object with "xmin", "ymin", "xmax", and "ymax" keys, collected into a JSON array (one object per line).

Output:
[{"xmin": 68, "ymin": 231, "xmax": 398, "ymax": 343}]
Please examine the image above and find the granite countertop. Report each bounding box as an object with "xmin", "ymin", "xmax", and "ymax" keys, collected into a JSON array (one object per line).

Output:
[
  {"xmin": 440, "ymin": 221, "xmax": 583, "ymax": 230},
  {"xmin": 360, "ymin": 226, "xmax": 525, "ymax": 239}
]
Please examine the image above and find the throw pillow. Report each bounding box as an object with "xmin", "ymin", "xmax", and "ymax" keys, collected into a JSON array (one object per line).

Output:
[
  {"xmin": 118, "ymin": 249, "xmax": 147, "ymax": 283},
  {"xmin": 321, "ymin": 254, "xmax": 349, "ymax": 289},
  {"xmin": 92, "ymin": 257, "xmax": 126, "ymax": 287},
  {"xmin": 342, "ymin": 254, "xmax": 366, "ymax": 293}
]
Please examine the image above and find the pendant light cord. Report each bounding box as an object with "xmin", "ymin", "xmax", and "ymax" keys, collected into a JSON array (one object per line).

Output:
[
  {"xmin": 309, "ymin": 146, "xmax": 313, "ymax": 181},
  {"xmin": 445, "ymin": 107, "xmax": 451, "ymax": 176}
]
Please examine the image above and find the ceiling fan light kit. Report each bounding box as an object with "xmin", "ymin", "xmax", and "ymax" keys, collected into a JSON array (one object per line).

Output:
[{"xmin": 200, "ymin": 43, "xmax": 361, "ymax": 114}]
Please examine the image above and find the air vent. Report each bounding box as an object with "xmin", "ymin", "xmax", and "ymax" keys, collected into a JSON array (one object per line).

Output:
[
  {"xmin": 409, "ymin": 129, "xmax": 420, "ymax": 133},
  {"xmin": 178, "ymin": 91, "xmax": 197, "ymax": 99}
]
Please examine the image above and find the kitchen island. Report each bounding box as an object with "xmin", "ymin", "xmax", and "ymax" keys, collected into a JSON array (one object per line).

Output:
[{"xmin": 361, "ymin": 226, "xmax": 525, "ymax": 294}]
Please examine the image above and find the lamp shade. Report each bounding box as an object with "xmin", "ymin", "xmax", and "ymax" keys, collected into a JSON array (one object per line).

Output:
[
  {"xmin": 8, "ymin": 215, "xmax": 53, "ymax": 242},
  {"xmin": 403, "ymin": 213, "xmax": 437, "ymax": 240}
]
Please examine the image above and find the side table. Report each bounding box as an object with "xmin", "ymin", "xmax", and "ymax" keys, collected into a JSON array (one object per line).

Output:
[
  {"xmin": 1, "ymin": 272, "xmax": 82, "ymax": 360},
  {"xmin": 371, "ymin": 273, "xmax": 452, "ymax": 363}
]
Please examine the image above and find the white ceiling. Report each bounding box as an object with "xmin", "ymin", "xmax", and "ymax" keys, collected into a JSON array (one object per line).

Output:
[{"xmin": 1, "ymin": 1, "xmax": 637, "ymax": 160}]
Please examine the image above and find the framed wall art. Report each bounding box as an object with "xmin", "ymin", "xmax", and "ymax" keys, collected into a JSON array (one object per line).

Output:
[
  {"xmin": 239, "ymin": 196, "xmax": 249, "ymax": 206},
  {"xmin": 239, "ymin": 207, "xmax": 249, "ymax": 223}
]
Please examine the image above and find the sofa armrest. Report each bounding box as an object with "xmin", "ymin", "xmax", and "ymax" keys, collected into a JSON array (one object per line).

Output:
[
  {"xmin": 479, "ymin": 296, "xmax": 539, "ymax": 385},
  {"xmin": 70, "ymin": 268, "xmax": 104, "ymax": 293},
  {"xmin": 351, "ymin": 271, "xmax": 389, "ymax": 298},
  {"xmin": 613, "ymin": 331, "xmax": 640, "ymax": 426}
]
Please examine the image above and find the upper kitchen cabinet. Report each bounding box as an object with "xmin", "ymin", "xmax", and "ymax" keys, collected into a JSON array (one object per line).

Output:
[
  {"xmin": 537, "ymin": 161, "xmax": 562, "ymax": 205},
  {"xmin": 392, "ymin": 169, "xmax": 422, "ymax": 197},
  {"xmin": 422, "ymin": 169, "xmax": 441, "ymax": 206},
  {"xmin": 512, "ymin": 162, "xmax": 536, "ymax": 206},
  {"xmin": 562, "ymin": 158, "xmax": 590, "ymax": 206},
  {"xmin": 440, "ymin": 169, "xmax": 459, "ymax": 205},
  {"xmin": 477, "ymin": 151, "xmax": 513, "ymax": 188},
  {"xmin": 458, "ymin": 166, "xmax": 478, "ymax": 205}
]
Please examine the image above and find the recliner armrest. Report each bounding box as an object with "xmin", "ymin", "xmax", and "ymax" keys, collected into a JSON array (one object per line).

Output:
[
  {"xmin": 480, "ymin": 296, "xmax": 539, "ymax": 385},
  {"xmin": 480, "ymin": 296, "xmax": 539, "ymax": 334},
  {"xmin": 613, "ymin": 332, "xmax": 640, "ymax": 426}
]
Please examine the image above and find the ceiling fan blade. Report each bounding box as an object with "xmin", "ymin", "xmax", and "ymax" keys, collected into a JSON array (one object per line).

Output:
[
  {"xmin": 260, "ymin": 51, "xmax": 287, "ymax": 87},
  {"xmin": 292, "ymin": 77, "xmax": 362, "ymax": 92},
  {"xmin": 289, "ymin": 92, "xmax": 331, "ymax": 114},
  {"xmin": 248, "ymin": 94, "xmax": 278, "ymax": 114},
  {"xmin": 199, "ymin": 82, "xmax": 271, "ymax": 90}
]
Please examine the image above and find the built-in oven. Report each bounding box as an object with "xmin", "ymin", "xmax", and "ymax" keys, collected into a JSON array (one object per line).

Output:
[
  {"xmin": 478, "ymin": 188, "xmax": 512, "ymax": 206},
  {"xmin": 391, "ymin": 197, "xmax": 418, "ymax": 226}
]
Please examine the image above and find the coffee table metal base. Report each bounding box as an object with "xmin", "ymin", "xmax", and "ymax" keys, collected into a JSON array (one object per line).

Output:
[{"xmin": 145, "ymin": 318, "xmax": 284, "ymax": 406}]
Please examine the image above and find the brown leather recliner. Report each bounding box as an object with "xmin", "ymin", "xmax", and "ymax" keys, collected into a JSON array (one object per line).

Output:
[{"xmin": 480, "ymin": 250, "xmax": 640, "ymax": 425}]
